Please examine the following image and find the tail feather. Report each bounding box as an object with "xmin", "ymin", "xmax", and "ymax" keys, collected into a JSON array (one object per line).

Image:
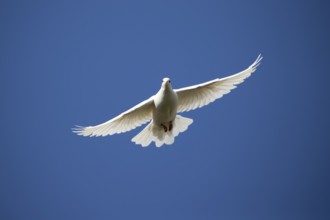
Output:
[
  {"xmin": 171, "ymin": 115, "xmax": 193, "ymax": 137},
  {"xmin": 131, "ymin": 122, "xmax": 153, "ymax": 147},
  {"xmin": 131, "ymin": 115, "xmax": 193, "ymax": 147}
]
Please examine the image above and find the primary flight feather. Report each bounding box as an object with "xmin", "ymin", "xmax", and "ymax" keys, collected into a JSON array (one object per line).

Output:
[{"xmin": 73, "ymin": 55, "xmax": 262, "ymax": 147}]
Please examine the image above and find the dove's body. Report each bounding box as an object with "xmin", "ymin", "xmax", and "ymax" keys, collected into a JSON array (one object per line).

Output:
[
  {"xmin": 73, "ymin": 55, "xmax": 262, "ymax": 147},
  {"xmin": 153, "ymin": 78, "xmax": 178, "ymax": 131}
]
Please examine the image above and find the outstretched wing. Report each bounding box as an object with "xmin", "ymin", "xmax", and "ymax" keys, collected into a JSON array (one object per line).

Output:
[
  {"xmin": 73, "ymin": 96, "xmax": 155, "ymax": 137},
  {"xmin": 175, "ymin": 55, "xmax": 262, "ymax": 112}
]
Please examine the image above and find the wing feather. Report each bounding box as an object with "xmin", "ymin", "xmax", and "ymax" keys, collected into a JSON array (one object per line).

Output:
[
  {"xmin": 175, "ymin": 55, "xmax": 262, "ymax": 112},
  {"xmin": 72, "ymin": 96, "xmax": 155, "ymax": 137}
]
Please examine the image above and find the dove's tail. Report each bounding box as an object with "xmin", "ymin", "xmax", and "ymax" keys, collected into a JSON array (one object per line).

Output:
[{"xmin": 131, "ymin": 115, "xmax": 193, "ymax": 147}]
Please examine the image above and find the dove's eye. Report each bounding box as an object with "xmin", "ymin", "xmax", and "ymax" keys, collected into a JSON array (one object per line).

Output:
[{"xmin": 169, "ymin": 80, "xmax": 171, "ymax": 84}]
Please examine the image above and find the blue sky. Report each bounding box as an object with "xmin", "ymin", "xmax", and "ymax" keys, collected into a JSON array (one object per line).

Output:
[{"xmin": 1, "ymin": 0, "xmax": 329, "ymax": 219}]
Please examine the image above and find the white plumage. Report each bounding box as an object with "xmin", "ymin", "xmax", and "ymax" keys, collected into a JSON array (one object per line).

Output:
[{"xmin": 73, "ymin": 55, "xmax": 262, "ymax": 147}]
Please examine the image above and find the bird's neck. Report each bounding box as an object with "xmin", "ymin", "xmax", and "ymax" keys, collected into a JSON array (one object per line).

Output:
[{"xmin": 162, "ymin": 84, "xmax": 172, "ymax": 93}]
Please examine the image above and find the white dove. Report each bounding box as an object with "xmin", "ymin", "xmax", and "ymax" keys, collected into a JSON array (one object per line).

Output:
[{"xmin": 73, "ymin": 55, "xmax": 262, "ymax": 147}]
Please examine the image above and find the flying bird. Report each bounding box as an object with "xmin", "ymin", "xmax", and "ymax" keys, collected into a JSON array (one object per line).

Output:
[{"xmin": 73, "ymin": 55, "xmax": 262, "ymax": 147}]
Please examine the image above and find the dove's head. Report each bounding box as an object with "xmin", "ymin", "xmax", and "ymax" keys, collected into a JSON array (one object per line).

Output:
[{"xmin": 162, "ymin": 77, "xmax": 172, "ymax": 89}]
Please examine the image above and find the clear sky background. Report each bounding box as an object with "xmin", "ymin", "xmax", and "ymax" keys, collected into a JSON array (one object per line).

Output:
[{"xmin": 1, "ymin": 0, "xmax": 329, "ymax": 219}]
